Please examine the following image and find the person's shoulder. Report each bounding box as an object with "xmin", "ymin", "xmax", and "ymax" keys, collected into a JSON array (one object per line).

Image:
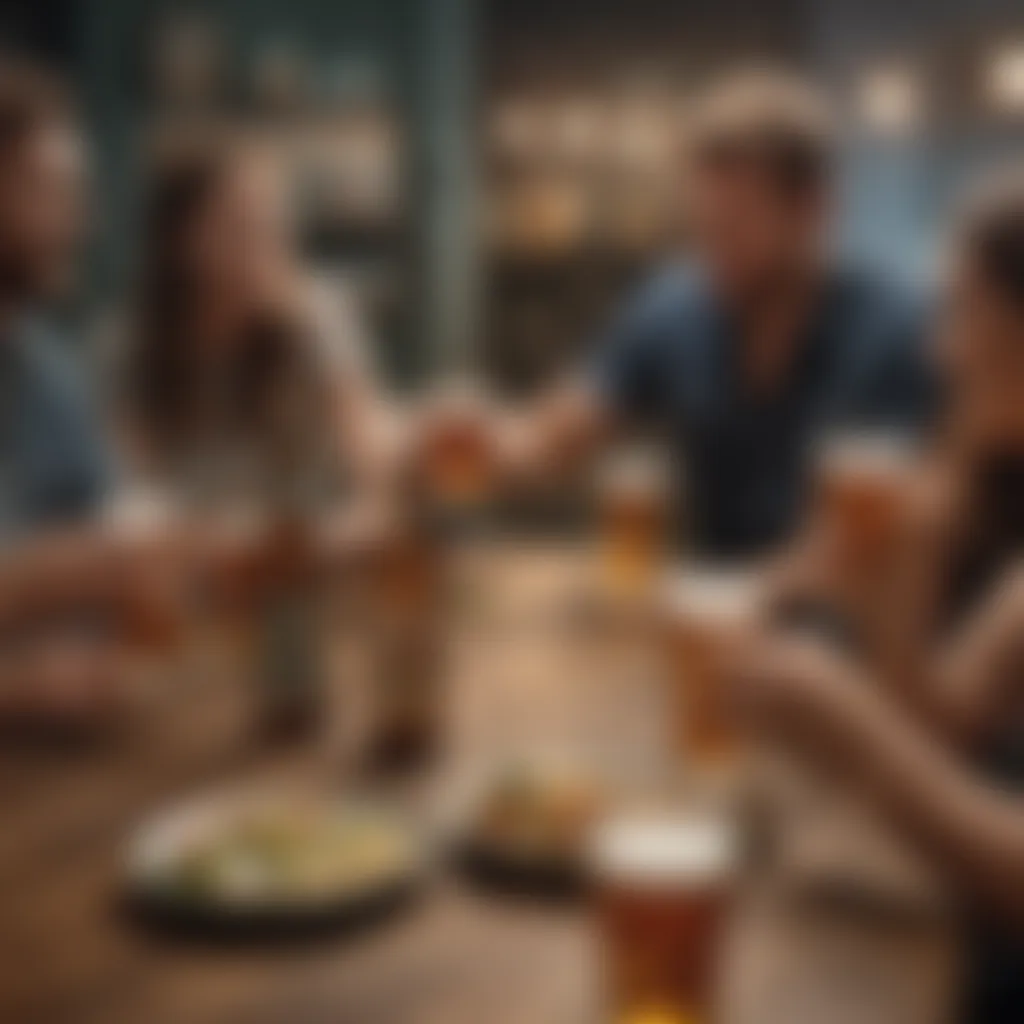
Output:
[
  {"xmin": 626, "ymin": 259, "xmax": 706, "ymax": 318},
  {"xmin": 833, "ymin": 261, "xmax": 927, "ymax": 350},
  {"xmin": 18, "ymin": 320, "xmax": 90, "ymax": 400},
  {"xmin": 607, "ymin": 260, "xmax": 709, "ymax": 351}
]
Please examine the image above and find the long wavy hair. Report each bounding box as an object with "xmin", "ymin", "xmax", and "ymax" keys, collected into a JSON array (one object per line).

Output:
[{"xmin": 126, "ymin": 142, "xmax": 308, "ymax": 456}]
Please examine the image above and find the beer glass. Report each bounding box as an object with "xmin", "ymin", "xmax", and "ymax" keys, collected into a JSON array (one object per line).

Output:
[
  {"xmin": 420, "ymin": 383, "xmax": 496, "ymax": 513},
  {"xmin": 813, "ymin": 430, "xmax": 914, "ymax": 565},
  {"xmin": 658, "ymin": 569, "xmax": 760, "ymax": 771},
  {"xmin": 104, "ymin": 492, "xmax": 191, "ymax": 659},
  {"xmin": 596, "ymin": 449, "xmax": 670, "ymax": 598},
  {"xmin": 593, "ymin": 814, "xmax": 737, "ymax": 1024}
]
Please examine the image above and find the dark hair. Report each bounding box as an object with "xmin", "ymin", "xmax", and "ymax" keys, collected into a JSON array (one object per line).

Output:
[
  {"xmin": 127, "ymin": 141, "xmax": 306, "ymax": 451},
  {"xmin": 958, "ymin": 169, "xmax": 1024, "ymax": 315},
  {"xmin": 688, "ymin": 71, "xmax": 835, "ymax": 197},
  {"xmin": 0, "ymin": 59, "xmax": 71, "ymax": 156}
]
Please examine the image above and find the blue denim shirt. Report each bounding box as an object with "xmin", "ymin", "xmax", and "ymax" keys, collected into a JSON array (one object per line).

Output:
[
  {"xmin": 0, "ymin": 320, "xmax": 110, "ymax": 536},
  {"xmin": 592, "ymin": 262, "xmax": 934, "ymax": 559}
]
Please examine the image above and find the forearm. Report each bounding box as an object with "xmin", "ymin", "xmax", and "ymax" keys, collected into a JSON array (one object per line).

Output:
[
  {"xmin": 495, "ymin": 384, "xmax": 611, "ymax": 492},
  {"xmin": 0, "ymin": 635, "xmax": 134, "ymax": 721},
  {"xmin": 927, "ymin": 574, "xmax": 1024, "ymax": 745},
  {"xmin": 808, "ymin": 664, "xmax": 1024, "ymax": 927},
  {"xmin": 333, "ymin": 380, "xmax": 408, "ymax": 501}
]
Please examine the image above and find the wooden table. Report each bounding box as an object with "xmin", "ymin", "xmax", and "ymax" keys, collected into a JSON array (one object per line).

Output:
[{"xmin": 0, "ymin": 542, "xmax": 960, "ymax": 1024}]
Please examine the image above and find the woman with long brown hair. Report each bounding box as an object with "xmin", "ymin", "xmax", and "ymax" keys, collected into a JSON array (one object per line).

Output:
[
  {"xmin": 115, "ymin": 138, "xmax": 391, "ymax": 507},
  {"xmin": 734, "ymin": 168, "xmax": 1024, "ymax": 1021}
]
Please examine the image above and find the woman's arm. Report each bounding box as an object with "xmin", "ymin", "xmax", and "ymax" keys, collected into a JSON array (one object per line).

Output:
[
  {"xmin": 492, "ymin": 380, "xmax": 615, "ymax": 491},
  {"xmin": 308, "ymin": 282, "xmax": 407, "ymax": 500},
  {"xmin": 926, "ymin": 563, "xmax": 1024, "ymax": 743},
  {"xmin": 864, "ymin": 470, "xmax": 1024, "ymax": 745},
  {"xmin": 735, "ymin": 633, "xmax": 1024, "ymax": 928},
  {"xmin": 769, "ymin": 464, "xmax": 1024, "ymax": 746}
]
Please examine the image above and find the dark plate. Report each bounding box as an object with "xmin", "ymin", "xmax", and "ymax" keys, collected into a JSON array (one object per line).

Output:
[
  {"xmin": 455, "ymin": 836, "xmax": 589, "ymax": 902},
  {"xmin": 125, "ymin": 794, "xmax": 428, "ymax": 942},
  {"xmin": 124, "ymin": 873, "xmax": 423, "ymax": 944}
]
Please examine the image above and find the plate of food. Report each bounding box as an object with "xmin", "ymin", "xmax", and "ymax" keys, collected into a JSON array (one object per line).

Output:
[
  {"xmin": 126, "ymin": 791, "xmax": 428, "ymax": 937},
  {"xmin": 456, "ymin": 759, "xmax": 604, "ymax": 897}
]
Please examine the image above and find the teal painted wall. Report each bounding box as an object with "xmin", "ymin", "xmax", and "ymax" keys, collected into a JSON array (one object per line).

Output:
[{"xmin": 78, "ymin": 0, "xmax": 475, "ymax": 381}]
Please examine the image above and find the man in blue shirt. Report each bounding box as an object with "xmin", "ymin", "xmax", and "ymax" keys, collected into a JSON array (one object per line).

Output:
[{"xmin": 483, "ymin": 72, "xmax": 933, "ymax": 559}]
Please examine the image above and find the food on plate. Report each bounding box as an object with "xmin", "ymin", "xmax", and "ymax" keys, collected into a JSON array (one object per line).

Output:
[
  {"xmin": 469, "ymin": 761, "xmax": 602, "ymax": 864},
  {"xmin": 140, "ymin": 801, "xmax": 417, "ymax": 908}
]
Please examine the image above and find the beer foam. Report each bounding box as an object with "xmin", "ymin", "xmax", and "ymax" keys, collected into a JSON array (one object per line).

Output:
[
  {"xmin": 597, "ymin": 448, "xmax": 669, "ymax": 496},
  {"xmin": 661, "ymin": 569, "xmax": 758, "ymax": 620},
  {"xmin": 816, "ymin": 430, "xmax": 916, "ymax": 478},
  {"xmin": 591, "ymin": 815, "xmax": 737, "ymax": 886}
]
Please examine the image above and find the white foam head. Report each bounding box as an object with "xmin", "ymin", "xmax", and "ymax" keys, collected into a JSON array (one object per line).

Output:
[
  {"xmin": 591, "ymin": 814, "xmax": 738, "ymax": 888},
  {"xmin": 598, "ymin": 448, "xmax": 669, "ymax": 498},
  {"xmin": 661, "ymin": 568, "xmax": 759, "ymax": 624},
  {"xmin": 816, "ymin": 430, "xmax": 916, "ymax": 482}
]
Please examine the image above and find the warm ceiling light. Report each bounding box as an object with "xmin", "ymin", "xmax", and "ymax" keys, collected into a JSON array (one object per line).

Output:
[
  {"xmin": 859, "ymin": 68, "xmax": 920, "ymax": 133},
  {"xmin": 988, "ymin": 45, "xmax": 1024, "ymax": 111},
  {"xmin": 555, "ymin": 101, "xmax": 603, "ymax": 158}
]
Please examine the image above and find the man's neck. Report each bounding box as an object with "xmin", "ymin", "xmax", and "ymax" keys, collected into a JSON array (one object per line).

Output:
[{"xmin": 731, "ymin": 264, "xmax": 824, "ymax": 397}]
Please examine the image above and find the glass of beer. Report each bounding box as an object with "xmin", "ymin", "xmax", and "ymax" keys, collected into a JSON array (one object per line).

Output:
[
  {"xmin": 103, "ymin": 491, "xmax": 190, "ymax": 658},
  {"xmin": 658, "ymin": 569, "xmax": 761, "ymax": 773},
  {"xmin": 592, "ymin": 813, "xmax": 738, "ymax": 1024},
  {"xmin": 595, "ymin": 448, "xmax": 671, "ymax": 599},
  {"xmin": 813, "ymin": 430, "xmax": 915, "ymax": 566},
  {"xmin": 420, "ymin": 382, "xmax": 497, "ymax": 514}
]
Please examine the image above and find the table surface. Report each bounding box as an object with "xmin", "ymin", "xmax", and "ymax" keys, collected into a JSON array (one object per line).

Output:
[{"xmin": 0, "ymin": 542, "xmax": 961, "ymax": 1024}]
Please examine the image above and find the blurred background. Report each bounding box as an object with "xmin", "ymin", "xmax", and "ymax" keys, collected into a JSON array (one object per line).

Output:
[
  {"xmin": 8, "ymin": 0, "xmax": 1024, "ymax": 389},
  {"xmin": 2, "ymin": 4, "xmax": 1021, "ymax": 1023}
]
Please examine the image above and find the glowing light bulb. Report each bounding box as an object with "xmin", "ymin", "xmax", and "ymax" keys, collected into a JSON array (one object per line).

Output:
[
  {"xmin": 989, "ymin": 45, "xmax": 1024, "ymax": 112},
  {"xmin": 859, "ymin": 68, "xmax": 920, "ymax": 134}
]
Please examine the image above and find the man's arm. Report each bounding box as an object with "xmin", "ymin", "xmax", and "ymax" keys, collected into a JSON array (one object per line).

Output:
[
  {"xmin": 493, "ymin": 380, "xmax": 614, "ymax": 491},
  {"xmin": 431, "ymin": 271, "xmax": 680, "ymax": 494}
]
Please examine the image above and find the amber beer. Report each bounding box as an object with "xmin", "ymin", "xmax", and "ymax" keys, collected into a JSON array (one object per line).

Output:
[
  {"xmin": 421, "ymin": 384, "xmax": 496, "ymax": 511},
  {"xmin": 593, "ymin": 815, "xmax": 737, "ymax": 1024},
  {"xmin": 659, "ymin": 570, "xmax": 759, "ymax": 770},
  {"xmin": 597, "ymin": 450, "xmax": 670, "ymax": 597},
  {"xmin": 814, "ymin": 431, "xmax": 914, "ymax": 562},
  {"xmin": 104, "ymin": 492, "xmax": 190, "ymax": 657}
]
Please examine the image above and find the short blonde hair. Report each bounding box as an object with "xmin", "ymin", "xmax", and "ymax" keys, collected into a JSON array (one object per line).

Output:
[{"xmin": 688, "ymin": 70, "xmax": 835, "ymax": 196}]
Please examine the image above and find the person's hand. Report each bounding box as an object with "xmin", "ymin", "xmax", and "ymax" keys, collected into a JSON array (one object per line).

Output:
[
  {"xmin": 413, "ymin": 380, "xmax": 502, "ymax": 505},
  {"xmin": 728, "ymin": 629, "xmax": 863, "ymax": 751}
]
